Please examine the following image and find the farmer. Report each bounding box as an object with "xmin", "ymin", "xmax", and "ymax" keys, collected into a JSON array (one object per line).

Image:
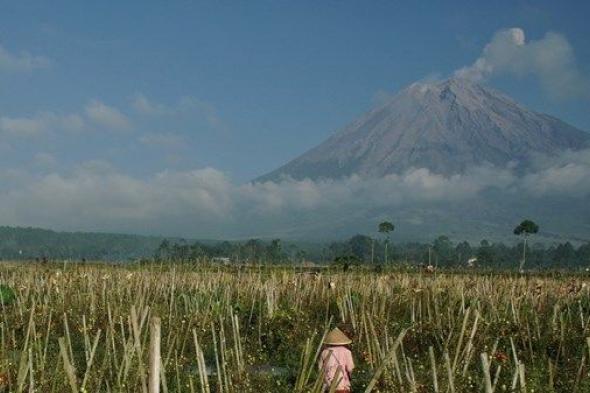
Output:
[{"xmin": 319, "ymin": 327, "xmax": 355, "ymax": 393}]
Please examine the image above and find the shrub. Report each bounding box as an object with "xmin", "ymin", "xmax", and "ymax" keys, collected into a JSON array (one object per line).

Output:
[{"xmin": 0, "ymin": 284, "xmax": 15, "ymax": 305}]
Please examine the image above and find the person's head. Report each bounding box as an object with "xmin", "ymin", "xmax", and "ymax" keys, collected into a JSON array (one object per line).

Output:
[{"xmin": 324, "ymin": 327, "xmax": 352, "ymax": 348}]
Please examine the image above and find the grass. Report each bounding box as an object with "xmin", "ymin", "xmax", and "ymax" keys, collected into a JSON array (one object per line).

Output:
[{"xmin": 0, "ymin": 261, "xmax": 589, "ymax": 392}]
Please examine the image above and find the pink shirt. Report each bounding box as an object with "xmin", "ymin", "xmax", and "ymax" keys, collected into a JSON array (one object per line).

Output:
[{"xmin": 319, "ymin": 346, "xmax": 355, "ymax": 391}]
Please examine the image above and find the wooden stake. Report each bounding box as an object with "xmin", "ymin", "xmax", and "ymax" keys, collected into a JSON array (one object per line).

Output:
[
  {"xmin": 480, "ymin": 353, "xmax": 492, "ymax": 393},
  {"xmin": 429, "ymin": 346, "xmax": 439, "ymax": 393},
  {"xmin": 149, "ymin": 317, "xmax": 161, "ymax": 393}
]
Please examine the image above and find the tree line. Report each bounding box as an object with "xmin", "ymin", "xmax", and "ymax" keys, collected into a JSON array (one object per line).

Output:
[
  {"xmin": 154, "ymin": 238, "xmax": 295, "ymax": 263},
  {"xmin": 154, "ymin": 234, "xmax": 590, "ymax": 269},
  {"xmin": 2, "ymin": 221, "xmax": 588, "ymax": 269},
  {"xmin": 326, "ymin": 234, "xmax": 590, "ymax": 269}
]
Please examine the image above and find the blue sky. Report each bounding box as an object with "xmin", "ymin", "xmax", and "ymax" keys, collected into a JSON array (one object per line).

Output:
[{"xmin": 0, "ymin": 1, "xmax": 589, "ymax": 238}]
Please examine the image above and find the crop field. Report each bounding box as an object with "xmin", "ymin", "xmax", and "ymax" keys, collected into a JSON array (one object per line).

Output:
[{"xmin": 1, "ymin": 263, "xmax": 590, "ymax": 392}]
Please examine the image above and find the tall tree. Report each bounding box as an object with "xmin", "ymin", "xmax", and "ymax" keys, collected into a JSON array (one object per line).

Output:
[
  {"xmin": 513, "ymin": 219, "xmax": 539, "ymax": 271},
  {"xmin": 433, "ymin": 235, "xmax": 454, "ymax": 266},
  {"xmin": 156, "ymin": 239, "xmax": 171, "ymax": 261},
  {"xmin": 455, "ymin": 241, "xmax": 473, "ymax": 265},
  {"xmin": 349, "ymin": 234, "xmax": 372, "ymax": 262},
  {"xmin": 476, "ymin": 240, "xmax": 494, "ymax": 266},
  {"xmin": 266, "ymin": 239, "xmax": 283, "ymax": 262},
  {"xmin": 577, "ymin": 242, "xmax": 590, "ymax": 266},
  {"xmin": 553, "ymin": 242, "xmax": 576, "ymax": 267},
  {"xmin": 378, "ymin": 221, "xmax": 395, "ymax": 264}
]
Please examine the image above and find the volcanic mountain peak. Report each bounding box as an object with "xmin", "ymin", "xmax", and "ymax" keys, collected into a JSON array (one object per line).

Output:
[
  {"xmin": 257, "ymin": 78, "xmax": 589, "ymax": 182},
  {"xmin": 402, "ymin": 77, "xmax": 521, "ymax": 108}
]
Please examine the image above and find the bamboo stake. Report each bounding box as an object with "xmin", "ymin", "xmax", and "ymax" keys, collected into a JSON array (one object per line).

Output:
[
  {"xmin": 480, "ymin": 353, "xmax": 492, "ymax": 393},
  {"xmin": 429, "ymin": 346, "xmax": 439, "ymax": 393},
  {"xmin": 444, "ymin": 351, "xmax": 455, "ymax": 393},
  {"xmin": 149, "ymin": 317, "xmax": 161, "ymax": 393},
  {"xmin": 364, "ymin": 328, "xmax": 408, "ymax": 393},
  {"xmin": 58, "ymin": 337, "xmax": 79, "ymax": 393}
]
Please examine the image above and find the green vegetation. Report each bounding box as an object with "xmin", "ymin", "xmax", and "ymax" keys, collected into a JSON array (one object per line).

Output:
[
  {"xmin": 1, "ymin": 262, "xmax": 590, "ymax": 392},
  {"xmin": 0, "ymin": 226, "xmax": 166, "ymax": 260},
  {"xmin": 0, "ymin": 284, "xmax": 15, "ymax": 305},
  {"xmin": 514, "ymin": 219, "xmax": 540, "ymax": 270},
  {"xmin": 1, "ymin": 225, "xmax": 589, "ymax": 270},
  {"xmin": 156, "ymin": 235, "xmax": 590, "ymax": 270},
  {"xmin": 378, "ymin": 221, "xmax": 395, "ymax": 265}
]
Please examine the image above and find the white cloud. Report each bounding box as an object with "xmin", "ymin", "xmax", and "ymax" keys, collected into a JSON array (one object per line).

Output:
[
  {"xmin": 0, "ymin": 165, "xmax": 234, "ymax": 232},
  {"xmin": 0, "ymin": 149, "xmax": 588, "ymax": 237},
  {"xmin": 455, "ymin": 27, "xmax": 589, "ymax": 99},
  {"xmin": 0, "ymin": 43, "xmax": 51, "ymax": 72},
  {"xmin": 521, "ymin": 149, "xmax": 590, "ymax": 197},
  {"xmin": 0, "ymin": 112, "xmax": 85, "ymax": 137},
  {"xmin": 132, "ymin": 94, "xmax": 227, "ymax": 132},
  {"xmin": 85, "ymin": 100, "xmax": 131, "ymax": 130},
  {"xmin": 132, "ymin": 94, "xmax": 169, "ymax": 116},
  {"xmin": 0, "ymin": 116, "xmax": 45, "ymax": 137},
  {"xmin": 522, "ymin": 163, "xmax": 590, "ymax": 197}
]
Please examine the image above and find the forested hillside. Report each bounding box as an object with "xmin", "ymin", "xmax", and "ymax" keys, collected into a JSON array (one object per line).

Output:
[{"xmin": 0, "ymin": 226, "xmax": 165, "ymax": 260}]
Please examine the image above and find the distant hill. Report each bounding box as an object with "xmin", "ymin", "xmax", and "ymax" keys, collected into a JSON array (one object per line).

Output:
[
  {"xmin": 0, "ymin": 226, "xmax": 169, "ymax": 260},
  {"xmin": 258, "ymin": 78, "xmax": 589, "ymax": 181},
  {"xmin": 0, "ymin": 226, "xmax": 330, "ymax": 262}
]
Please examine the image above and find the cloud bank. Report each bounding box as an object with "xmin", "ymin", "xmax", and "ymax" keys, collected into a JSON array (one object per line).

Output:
[
  {"xmin": 0, "ymin": 148, "xmax": 588, "ymax": 238},
  {"xmin": 455, "ymin": 27, "xmax": 589, "ymax": 99}
]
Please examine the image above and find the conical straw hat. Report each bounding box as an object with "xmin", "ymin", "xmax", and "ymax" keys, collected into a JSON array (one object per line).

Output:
[{"xmin": 324, "ymin": 328, "xmax": 352, "ymax": 345}]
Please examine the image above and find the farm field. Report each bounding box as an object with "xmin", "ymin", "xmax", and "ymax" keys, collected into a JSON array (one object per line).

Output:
[{"xmin": 1, "ymin": 263, "xmax": 590, "ymax": 392}]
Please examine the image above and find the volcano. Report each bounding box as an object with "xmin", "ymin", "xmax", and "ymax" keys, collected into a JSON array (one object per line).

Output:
[{"xmin": 258, "ymin": 78, "xmax": 589, "ymax": 181}]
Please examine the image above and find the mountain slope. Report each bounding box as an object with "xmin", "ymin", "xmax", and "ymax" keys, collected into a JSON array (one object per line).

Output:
[{"xmin": 258, "ymin": 78, "xmax": 590, "ymax": 181}]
